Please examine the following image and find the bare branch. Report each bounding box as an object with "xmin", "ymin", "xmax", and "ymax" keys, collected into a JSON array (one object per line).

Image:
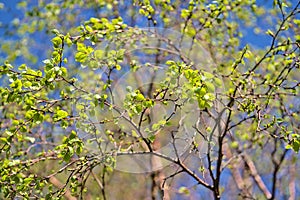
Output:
[{"xmin": 242, "ymin": 153, "xmax": 272, "ymax": 199}]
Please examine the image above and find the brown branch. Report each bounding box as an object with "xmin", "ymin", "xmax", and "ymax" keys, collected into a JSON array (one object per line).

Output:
[
  {"xmin": 91, "ymin": 170, "xmax": 103, "ymax": 190},
  {"xmin": 242, "ymin": 153, "xmax": 272, "ymax": 199},
  {"xmin": 117, "ymin": 151, "xmax": 212, "ymax": 190},
  {"xmin": 223, "ymin": 144, "xmax": 244, "ymax": 190},
  {"xmin": 49, "ymin": 177, "xmax": 77, "ymax": 200},
  {"xmin": 223, "ymin": 144, "xmax": 256, "ymax": 199},
  {"xmin": 288, "ymin": 162, "xmax": 296, "ymax": 200}
]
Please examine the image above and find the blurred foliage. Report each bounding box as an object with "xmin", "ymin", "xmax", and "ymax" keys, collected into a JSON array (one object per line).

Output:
[{"xmin": 0, "ymin": 0, "xmax": 299, "ymax": 199}]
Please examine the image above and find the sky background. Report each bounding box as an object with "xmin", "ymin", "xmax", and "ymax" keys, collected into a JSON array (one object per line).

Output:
[
  {"xmin": 0, "ymin": 1, "xmax": 299, "ymax": 199},
  {"xmin": 0, "ymin": 0, "xmax": 294, "ymax": 65}
]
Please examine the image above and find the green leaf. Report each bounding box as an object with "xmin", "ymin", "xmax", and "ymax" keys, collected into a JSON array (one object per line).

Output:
[
  {"xmin": 77, "ymin": 42, "xmax": 86, "ymax": 51},
  {"xmin": 10, "ymin": 79, "xmax": 22, "ymax": 91},
  {"xmin": 18, "ymin": 64, "xmax": 27, "ymax": 70},
  {"xmin": 55, "ymin": 110, "xmax": 68, "ymax": 121},
  {"xmin": 24, "ymin": 136, "xmax": 35, "ymax": 143},
  {"xmin": 85, "ymin": 25, "xmax": 93, "ymax": 32},
  {"xmin": 214, "ymin": 77, "xmax": 223, "ymax": 87},
  {"xmin": 195, "ymin": 87, "xmax": 206, "ymax": 96},
  {"xmin": 23, "ymin": 81, "xmax": 32, "ymax": 88},
  {"xmin": 178, "ymin": 186, "xmax": 190, "ymax": 196},
  {"xmin": 115, "ymin": 64, "xmax": 121, "ymax": 70},
  {"xmin": 75, "ymin": 52, "xmax": 87, "ymax": 63},
  {"xmin": 52, "ymin": 36, "xmax": 62, "ymax": 48},
  {"xmin": 51, "ymin": 29, "xmax": 60, "ymax": 35},
  {"xmin": 94, "ymin": 49, "xmax": 104, "ymax": 59},
  {"xmin": 65, "ymin": 37, "xmax": 72, "ymax": 47},
  {"xmin": 63, "ymin": 152, "xmax": 71, "ymax": 162},
  {"xmin": 135, "ymin": 93, "xmax": 144, "ymax": 101},
  {"xmin": 202, "ymin": 71, "xmax": 214, "ymax": 79},
  {"xmin": 205, "ymin": 82, "xmax": 215, "ymax": 92},
  {"xmin": 69, "ymin": 130, "xmax": 77, "ymax": 140},
  {"xmin": 230, "ymin": 141, "xmax": 239, "ymax": 149},
  {"xmin": 266, "ymin": 29, "xmax": 274, "ymax": 37},
  {"xmin": 148, "ymin": 134, "xmax": 156, "ymax": 143},
  {"xmin": 198, "ymin": 99, "xmax": 206, "ymax": 108}
]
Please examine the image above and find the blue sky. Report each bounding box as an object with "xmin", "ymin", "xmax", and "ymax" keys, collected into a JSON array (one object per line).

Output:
[
  {"xmin": 1, "ymin": 0, "xmax": 299, "ymax": 66},
  {"xmin": 0, "ymin": 1, "xmax": 299, "ymax": 198},
  {"xmin": 0, "ymin": 0, "xmax": 294, "ymax": 56}
]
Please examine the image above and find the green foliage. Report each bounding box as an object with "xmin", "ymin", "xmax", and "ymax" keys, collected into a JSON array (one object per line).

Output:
[{"xmin": 0, "ymin": 0, "xmax": 299, "ymax": 199}]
